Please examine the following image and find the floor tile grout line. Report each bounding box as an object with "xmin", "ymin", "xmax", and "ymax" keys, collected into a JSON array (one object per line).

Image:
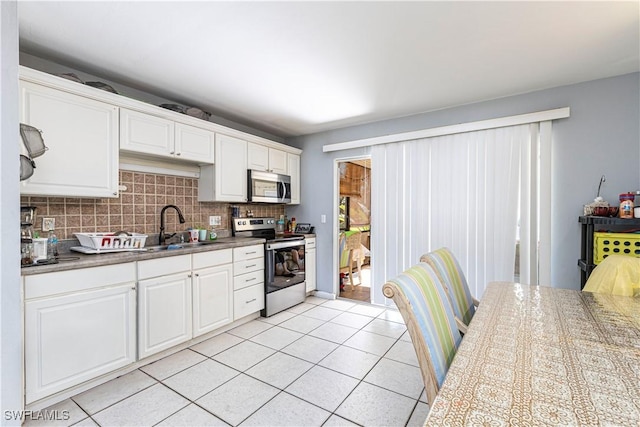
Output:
[
  {"xmin": 60, "ymin": 296, "xmax": 420, "ymax": 427},
  {"xmin": 71, "ymin": 369, "xmax": 160, "ymax": 421}
]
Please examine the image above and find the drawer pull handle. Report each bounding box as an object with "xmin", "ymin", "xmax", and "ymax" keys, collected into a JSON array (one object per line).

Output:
[
  {"xmin": 246, "ymin": 298, "xmax": 257, "ymax": 304},
  {"xmin": 245, "ymin": 264, "xmax": 256, "ymax": 269},
  {"xmin": 245, "ymin": 277, "xmax": 257, "ymax": 282},
  {"xmin": 246, "ymin": 251, "xmax": 257, "ymax": 255}
]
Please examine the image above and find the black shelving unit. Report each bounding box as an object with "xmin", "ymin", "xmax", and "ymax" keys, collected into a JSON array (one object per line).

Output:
[{"xmin": 578, "ymin": 215, "xmax": 640, "ymax": 288}]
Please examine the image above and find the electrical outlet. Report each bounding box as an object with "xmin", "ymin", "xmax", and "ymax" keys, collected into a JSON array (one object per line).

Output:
[
  {"xmin": 42, "ymin": 217, "xmax": 55, "ymax": 231},
  {"xmin": 209, "ymin": 216, "xmax": 221, "ymax": 226}
]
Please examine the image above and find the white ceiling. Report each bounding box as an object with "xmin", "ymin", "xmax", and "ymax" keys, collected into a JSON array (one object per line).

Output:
[{"xmin": 18, "ymin": 1, "xmax": 640, "ymax": 138}]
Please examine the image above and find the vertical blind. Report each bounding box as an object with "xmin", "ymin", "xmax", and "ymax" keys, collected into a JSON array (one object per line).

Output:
[{"xmin": 370, "ymin": 124, "xmax": 539, "ymax": 305}]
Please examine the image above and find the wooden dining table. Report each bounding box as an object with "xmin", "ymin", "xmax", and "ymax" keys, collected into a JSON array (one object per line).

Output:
[{"xmin": 425, "ymin": 281, "xmax": 640, "ymax": 426}]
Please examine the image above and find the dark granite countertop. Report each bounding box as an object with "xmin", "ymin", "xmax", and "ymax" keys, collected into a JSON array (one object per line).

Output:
[{"xmin": 21, "ymin": 237, "xmax": 266, "ymax": 276}]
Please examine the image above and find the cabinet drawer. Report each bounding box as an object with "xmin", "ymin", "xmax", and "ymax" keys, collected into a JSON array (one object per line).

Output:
[
  {"xmin": 305, "ymin": 238, "xmax": 316, "ymax": 249},
  {"xmin": 192, "ymin": 249, "xmax": 232, "ymax": 270},
  {"xmin": 234, "ymin": 257, "xmax": 264, "ymax": 275},
  {"xmin": 233, "ymin": 244, "xmax": 263, "ymax": 261},
  {"xmin": 234, "ymin": 270, "xmax": 264, "ymax": 291},
  {"xmin": 234, "ymin": 284, "xmax": 264, "ymax": 319},
  {"xmin": 25, "ymin": 263, "xmax": 136, "ymax": 299},
  {"xmin": 137, "ymin": 254, "xmax": 191, "ymax": 280}
]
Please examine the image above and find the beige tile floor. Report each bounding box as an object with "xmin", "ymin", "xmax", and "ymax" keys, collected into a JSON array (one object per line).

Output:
[{"xmin": 25, "ymin": 296, "xmax": 429, "ymax": 427}]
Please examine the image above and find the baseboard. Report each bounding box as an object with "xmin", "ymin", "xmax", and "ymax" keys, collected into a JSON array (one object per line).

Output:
[{"xmin": 314, "ymin": 290, "xmax": 336, "ymax": 300}]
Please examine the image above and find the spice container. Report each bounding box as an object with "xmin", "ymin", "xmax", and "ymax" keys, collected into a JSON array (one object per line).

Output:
[{"xmin": 619, "ymin": 193, "xmax": 635, "ymax": 219}]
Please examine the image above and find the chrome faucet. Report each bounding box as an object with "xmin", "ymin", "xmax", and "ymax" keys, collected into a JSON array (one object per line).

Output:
[{"xmin": 159, "ymin": 205, "xmax": 186, "ymax": 245}]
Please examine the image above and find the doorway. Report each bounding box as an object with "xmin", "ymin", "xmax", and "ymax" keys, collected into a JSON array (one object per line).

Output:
[{"xmin": 336, "ymin": 158, "xmax": 371, "ymax": 302}]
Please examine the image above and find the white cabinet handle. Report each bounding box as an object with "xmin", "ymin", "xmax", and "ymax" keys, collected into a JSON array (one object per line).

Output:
[
  {"xmin": 245, "ymin": 264, "xmax": 256, "ymax": 269},
  {"xmin": 176, "ymin": 152, "xmax": 181, "ymax": 156},
  {"xmin": 246, "ymin": 251, "xmax": 257, "ymax": 255},
  {"xmin": 246, "ymin": 298, "xmax": 257, "ymax": 304},
  {"xmin": 245, "ymin": 277, "xmax": 256, "ymax": 282}
]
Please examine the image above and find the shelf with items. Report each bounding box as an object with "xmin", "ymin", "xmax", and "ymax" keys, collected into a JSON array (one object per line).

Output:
[{"xmin": 577, "ymin": 215, "xmax": 640, "ymax": 288}]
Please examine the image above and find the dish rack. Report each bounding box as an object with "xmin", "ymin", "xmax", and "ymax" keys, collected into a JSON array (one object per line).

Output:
[{"xmin": 74, "ymin": 232, "xmax": 148, "ymax": 252}]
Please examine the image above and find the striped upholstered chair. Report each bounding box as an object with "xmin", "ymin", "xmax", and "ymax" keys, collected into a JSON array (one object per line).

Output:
[
  {"xmin": 382, "ymin": 262, "xmax": 463, "ymax": 403},
  {"xmin": 421, "ymin": 247, "xmax": 479, "ymax": 327}
]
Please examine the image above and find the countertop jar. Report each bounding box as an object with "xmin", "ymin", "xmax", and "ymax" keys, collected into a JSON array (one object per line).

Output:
[{"xmin": 619, "ymin": 193, "xmax": 635, "ymax": 219}]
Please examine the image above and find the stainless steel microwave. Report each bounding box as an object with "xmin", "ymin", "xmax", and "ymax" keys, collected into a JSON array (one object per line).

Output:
[{"xmin": 247, "ymin": 170, "xmax": 291, "ymax": 203}]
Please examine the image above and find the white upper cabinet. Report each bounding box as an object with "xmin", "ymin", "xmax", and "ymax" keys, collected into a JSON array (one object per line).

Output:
[
  {"xmin": 199, "ymin": 133, "xmax": 248, "ymax": 202},
  {"xmin": 287, "ymin": 153, "xmax": 301, "ymax": 205},
  {"xmin": 247, "ymin": 142, "xmax": 269, "ymax": 171},
  {"xmin": 120, "ymin": 108, "xmax": 214, "ymax": 163},
  {"xmin": 248, "ymin": 143, "xmax": 287, "ymax": 174},
  {"xmin": 269, "ymin": 149, "xmax": 288, "ymax": 175},
  {"xmin": 175, "ymin": 123, "xmax": 215, "ymax": 163},
  {"xmin": 19, "ymin": 80, "xmax": 119, "ymax": 198}
]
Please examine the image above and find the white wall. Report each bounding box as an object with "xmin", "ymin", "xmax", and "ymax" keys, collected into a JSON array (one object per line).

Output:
[
  {"xmin": 286, "ymin": 72, "xmax": 640, "ymax": 294},
  {"xmin": 1, "ymin": 0, "xmax": 23, "ymax": 423}
]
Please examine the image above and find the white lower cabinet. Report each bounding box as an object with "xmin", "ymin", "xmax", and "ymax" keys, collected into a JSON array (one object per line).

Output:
[
  {"xmin": 23, "ymin": 245, "xmax": 264, "ymax": 405},
  {"xmin": 192, "ymin": 250, "xmax": 233, "ymax": 337},
  {"xmin": 137, "ymin": 272, "xmax": 193, "ymax": 359},
  {"xmin": 305, "ymin": 237, "xmax": 317, "ymax": 292},
  {"xmin": 137, "ymin": 250, "xmax": 235, "ymax": 358},
  {"xmin": 233, "ymin": 244, "xmax": 265, "ymax": 319},
  {"xmin": 24, "ymin": 264, "xmax": 136, "ymax": 404}
]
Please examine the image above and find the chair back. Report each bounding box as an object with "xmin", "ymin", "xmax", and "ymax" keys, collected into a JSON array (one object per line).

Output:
[
  {"xmin": 421, "ymin": 248, "xmax": 475, "ymax": 325},
  {"xmin": 382, "ymin": 262, "xmax": 462, "ymax": 403},
  {"xmin": 339, "ymin": 231, "xmax": 361, "ymax": 268}
]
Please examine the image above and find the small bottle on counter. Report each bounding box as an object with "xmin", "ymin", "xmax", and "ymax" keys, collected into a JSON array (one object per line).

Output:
[
  {"xmin": 291, "ymin": 217, "xmax": 297, "ymax": 233},
  {"xmin": 276, "ymin": 215, "xmax": 285, "ymax": 233},
  {"xmin": 619, "ymin": 193, "xmax": 635, "ymax": 219},
  {"xmin": 47, "ymin": 230, "xmax": 59, "ymax": 260}
]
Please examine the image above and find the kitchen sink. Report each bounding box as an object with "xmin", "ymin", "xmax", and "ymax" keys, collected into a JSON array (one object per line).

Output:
[{"xmin": 145, "ymin": 241, "xmax": 221, "ymax": 251}]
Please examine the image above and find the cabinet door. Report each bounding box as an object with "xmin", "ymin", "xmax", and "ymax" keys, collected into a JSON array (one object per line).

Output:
[
  {"xmin": 120, "ymin": 108, "xmax": 174, "ymax": 158},
  {"xmin": 247, "ymin": 142, "xmax": 269, "ymax": 171},
  {"xmin": 192, "ymin": 264, "xmax": 233, "ymax": 337},
  {"xmin": 24, "ymin": 284, "xmax": 136, "ymax": 403},
  {"xmin": 306, "ymin": 247, "xmax": 317, "ymax": 292},
  {"xmin": 138, "ymin": 272, "xmax": 192, "ymax": 359},
  {"xmin": 287, "ymin": 153, "xmax": 301, "ymax": 205},
  {"xmin": 175, "ymin": 123, "xmax": 215, "ymax": 163},
  {"xmin": 269, "ymin": 149, "xmax": 288, "ymax": 175},
  {"xmin": 199, "ymin": 133, "xmax": 248, "ymax": 202},
  {"xmin": 19, "ymin": 81, "xmax": 119, "ymax": 198}
]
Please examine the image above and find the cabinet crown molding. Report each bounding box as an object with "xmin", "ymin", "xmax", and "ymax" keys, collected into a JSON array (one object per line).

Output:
[{"xmin": 19, "ymin": 66, "xmax": 301, "ymax": 155}]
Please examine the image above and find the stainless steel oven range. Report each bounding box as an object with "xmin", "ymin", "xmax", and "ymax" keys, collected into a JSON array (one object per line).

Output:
[{"xmin": 232, "ymin": 217, "xmax": 306, "ymax": 317}]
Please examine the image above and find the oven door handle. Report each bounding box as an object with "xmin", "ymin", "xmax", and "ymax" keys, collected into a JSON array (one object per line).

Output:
[{"xmin": 266, "ymin": 240, "xmax": 305, "ymax": 250}]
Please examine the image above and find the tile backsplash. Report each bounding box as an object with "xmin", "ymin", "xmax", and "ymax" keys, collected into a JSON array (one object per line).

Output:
[{"xmin": 20, "ymin": 170, "xmax": 285, "ymax": 240}]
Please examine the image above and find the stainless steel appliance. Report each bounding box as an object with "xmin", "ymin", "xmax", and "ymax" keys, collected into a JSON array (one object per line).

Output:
[
  {"xmin": 233, "ymin": 217, "xmax": 305, "ymax": 316},
  {"xmin": 247, "ymin": 170, "xmax": 291, "ymax": 204}
]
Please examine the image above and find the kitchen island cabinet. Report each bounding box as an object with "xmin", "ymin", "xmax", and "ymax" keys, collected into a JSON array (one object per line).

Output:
[
  {"xmin": 19, "ymin": 80, "xmax": 119, "ymax": 198},
  {"xmin": 24, "ymin": 263, "xmax": 136, "ymax": 404}
]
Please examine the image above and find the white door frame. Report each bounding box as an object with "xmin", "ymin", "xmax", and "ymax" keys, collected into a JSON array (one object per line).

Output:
[{"xmin": 331, "ymin": 155, "xmax": 372, "ymax": 300}]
